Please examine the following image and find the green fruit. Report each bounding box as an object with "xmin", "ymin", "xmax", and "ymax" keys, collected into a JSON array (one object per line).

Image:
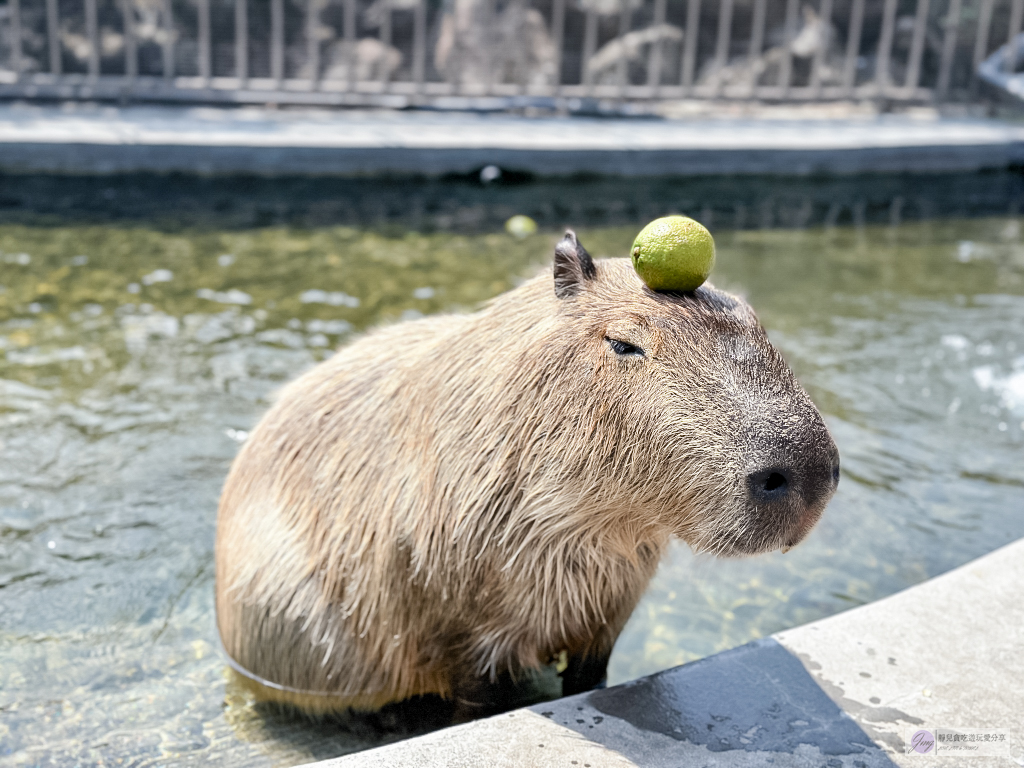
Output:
[
  {"xmin": 630, "ymin": 216, "xmax": 715, "ymax": 291},
  {"xmin": 505, "ymin": 215, "xmax": 537, "ymax": 239}
]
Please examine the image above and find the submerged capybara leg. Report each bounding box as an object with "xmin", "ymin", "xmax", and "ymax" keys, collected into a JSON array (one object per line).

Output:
[
  {"xmin": 560, "ymin": 651, "xmax": 610, "ymax": 696},
  {"xmin": 561, "ymin": 625, "xmax": 618, "ymax": 696},
  {"xmin": 448, "ymin": 666, "xmax": 565, "ymax": 723},
  {"xmin": 361, "ymin": 694, "xmax": 458, "ymax": 733},
  {"xmin": 449, "ymin": 674, "xmax": 524, "ymax": 723}
]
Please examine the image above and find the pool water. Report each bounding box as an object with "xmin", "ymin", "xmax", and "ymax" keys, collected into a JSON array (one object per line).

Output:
[{"xmin": 1, "ymin": 208, "xmax": 1023, "ymax": 765}]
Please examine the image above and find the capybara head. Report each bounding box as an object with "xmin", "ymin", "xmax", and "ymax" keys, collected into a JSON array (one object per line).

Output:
[{"xmin": 546, "ymin": 230, "xmax": 839, "ymax": 556}]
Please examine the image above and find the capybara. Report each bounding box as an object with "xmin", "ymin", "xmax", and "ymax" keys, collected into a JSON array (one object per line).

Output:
[{"xmin": 215, "ymin": 230, "xmax": 839, "ymax": 720}]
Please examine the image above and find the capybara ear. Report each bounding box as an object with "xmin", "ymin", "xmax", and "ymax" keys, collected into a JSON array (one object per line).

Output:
[{"xmin": 554, "ymin": 229, "xmax": 597, "ymax": 299}]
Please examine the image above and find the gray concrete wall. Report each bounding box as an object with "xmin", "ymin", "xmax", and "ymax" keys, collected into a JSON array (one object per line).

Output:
[
  {"xmin": 1, "ymin": 104, "xmax": 1024, "ymax": 176},
  {"xmin": 305, "ymin": 536, "xmax": 1024, "ymax": 767}
]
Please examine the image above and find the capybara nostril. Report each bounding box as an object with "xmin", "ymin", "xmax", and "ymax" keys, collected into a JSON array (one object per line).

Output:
[{"xmin": 748, "ymin": 467, "xmax": 792, "ymax": 504}]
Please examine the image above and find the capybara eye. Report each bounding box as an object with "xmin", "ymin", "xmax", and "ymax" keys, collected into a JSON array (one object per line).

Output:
[{"xmin": 606, "ymin": 337, "xmax": 645, "ymax": 357}]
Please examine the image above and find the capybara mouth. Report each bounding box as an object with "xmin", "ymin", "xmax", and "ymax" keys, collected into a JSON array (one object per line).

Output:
[
  {"xmin": 781, "ymin": 504, "xmax": 827, "ymax": 551},
  {"xmin": 704, "ymin": 489, "xmax": 833, "ymax": 557}
]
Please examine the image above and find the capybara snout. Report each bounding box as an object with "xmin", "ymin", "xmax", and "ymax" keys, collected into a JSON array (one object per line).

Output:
[
  {"xmin": 215, "ymin": 229, "xmax": 838, "ymax": 718},
  {"xmin": 739, "ymin": 411, "xmax": 840, "ymax": 554}
]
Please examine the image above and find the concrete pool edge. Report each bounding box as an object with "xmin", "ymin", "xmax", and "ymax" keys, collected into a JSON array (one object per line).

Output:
[
  {"xmin": 306, "ymin": 536, "xmax": 1024, "ymax": 767},
  {"xmin": 1, "ymin": 104, "xmax": 1024, "ymax": 176}
]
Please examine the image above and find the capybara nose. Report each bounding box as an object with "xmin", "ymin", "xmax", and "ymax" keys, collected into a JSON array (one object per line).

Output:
[
  {"xmin": 746, "ymin": 445, "xmax": 839, "ymax": 526},
  {"xmin": 747, "ymin": 467, "xmax": 793, "ymax": 504}
]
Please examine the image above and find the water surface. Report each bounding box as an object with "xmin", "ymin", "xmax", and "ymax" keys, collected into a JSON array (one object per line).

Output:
[{"xmin": 1, "ymin": 207, "xmax": 1023, "ymax": 766}]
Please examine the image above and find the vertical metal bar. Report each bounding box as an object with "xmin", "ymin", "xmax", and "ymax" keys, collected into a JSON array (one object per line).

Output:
[
  {"xmin": 343, "ymin": 0, "xmax": 355, "ymax": 90},
  {"xmin": 712, "ymin": 0, "xmax": 734, "ymax": 80},
  {"xmin": 306, "ymin": 0, "xmax": 320, "ymax": 87},
  {"xmin": 970, "ymin": 0, "xmax": 994, "ymax": 95},
  {"xmin": 777, "ymin": 0, "xmax": 799, "ymax": 90},
  {"xmin": 970, "ymin": 1, "xmax": 991, "ymax": 61},
  {"xmin": 46, "ymin": 0, "xmax": 61, "ymax": 74},
  {"xmin": 198, "ymin": 0, "xmax": 211, "ymax": 80},
  {"xmin": 810, "ymin": 0, "xmax": 833, "ymax": 92},
  {"xmin": 85, "ymin": 0, "xmax": 99, "ymax": 77},
  {"xmin": 748, "ymin": 0, "xmax": 766, "ymax": 63},
  {"xmin": 482, "ymin": 0, "xmax": 494, "ymax": 92},
  {"xmin": 10, "ymin": 0, "xmax": 22, "ymax": 75},
  {"xmin": 272, "ymin": 0, "xmax": 284, "ymax": 84},
  {"xmin": 874, "ymin": 0, "xmax": 898, "ymax": 93},
  {"xmin": 747, "ymin": 0, "xmax": 766, "ymax": 93},
  {"xmin": 904, "ymin": 0, "xmax": 931, "ymax": 89},
  {"xmin": 616, "ymin": 0, "xmax": 630, "ymax": 88},
  {"xmin": 1006, "ymin": 0, "xmax": 1024, "ymax": 73},
  {"xmin": 124, "ymin": 0, "xmax": 137, "ymax": 78},
  {"xmin": 380, "ymin": 0, "xmax": 392, "ymax": 86},
  {"xmin": 163, "ymin": 0, "xmax": 175, "ymax": 78},
  {"xmin": 646, "ymin": 0, "xmax": 666, "ymax": 87},
  {"xmin": 937, "ymin": 0, "xmax": 962, "ymax": 96},
  {"xmin": 582, "ymin": 10, "xmax": 597, "ymax": 87},
  {"xmin": 681, "ymin": 0, "xmax": 701, "ymax": 89},
  {"xmin": 235, "ymin": 0, "xmax": 247, "ymax": 83},
  {"xmin": 842, "ymin": 0, "xmax": 864, "ymax": 91},
  {"xmin": 552, "ymin": 0, "xmax": 566, "ymax": 91},
  {"xmin": 412, "ymin": 0, "xmax": 426, "ymax": 91}
]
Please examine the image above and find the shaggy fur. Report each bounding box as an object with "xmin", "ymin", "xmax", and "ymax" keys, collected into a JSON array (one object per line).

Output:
[{"xmin": 215, "ymin": 232, "xmax": 838, "ymax": 719}]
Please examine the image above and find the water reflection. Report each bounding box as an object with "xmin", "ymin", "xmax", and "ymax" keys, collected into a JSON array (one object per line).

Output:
[
  {"xmin": 0, "ymin": 171, "xmax": 1021, "ymax": 233},
  {"xmin": 1, "ymin": 213, "xmax": 1023, "ymax": 765}
]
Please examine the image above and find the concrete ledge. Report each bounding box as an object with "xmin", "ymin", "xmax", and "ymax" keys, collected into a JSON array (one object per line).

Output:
[
  {"xmin": 308, "ymin": 536, "xmax": 1024, "ymax": 767},
  {"xmin": 1, "ymin": 104, "xmax": 1024, "ymax": 176}
]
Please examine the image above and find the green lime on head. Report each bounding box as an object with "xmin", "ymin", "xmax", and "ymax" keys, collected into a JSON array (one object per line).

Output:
[{"xmin": 631, "ymin": 215, "xmax": 715, "ymax": 292}]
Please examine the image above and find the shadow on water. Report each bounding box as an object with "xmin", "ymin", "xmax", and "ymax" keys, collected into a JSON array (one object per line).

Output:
[
  {"xmin": 575, "ymin": 639, "xmax": 902, "ymax": 765},
  {"xmin": 0, "ymin": 169, "xmax": 1021, "ymax": 232}
]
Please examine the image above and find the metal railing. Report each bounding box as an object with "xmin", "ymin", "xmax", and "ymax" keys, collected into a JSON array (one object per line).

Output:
[{"xmin": 0, "ymin": 0, "xmax": 1020, "ymax": 107}]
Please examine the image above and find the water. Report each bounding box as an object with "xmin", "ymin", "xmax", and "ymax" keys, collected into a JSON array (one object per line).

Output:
[{"xmin": 1, "ymin": 189, "xmax": 1023, "ymax": 766}]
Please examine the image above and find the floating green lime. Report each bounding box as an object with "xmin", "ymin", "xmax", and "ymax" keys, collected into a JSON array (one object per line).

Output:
[
  {"xmin": 505, "ymin": 215, "xmax": 538, "ymax": 239},
  {"xmin": 631, "ymin": 216, "xmax": 715, "ymax": 291}
]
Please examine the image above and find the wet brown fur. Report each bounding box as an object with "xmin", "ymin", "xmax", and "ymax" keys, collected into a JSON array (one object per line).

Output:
[{"xmin": 215, "ymin": 237, "xmax": 837, "ymax": 717}]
